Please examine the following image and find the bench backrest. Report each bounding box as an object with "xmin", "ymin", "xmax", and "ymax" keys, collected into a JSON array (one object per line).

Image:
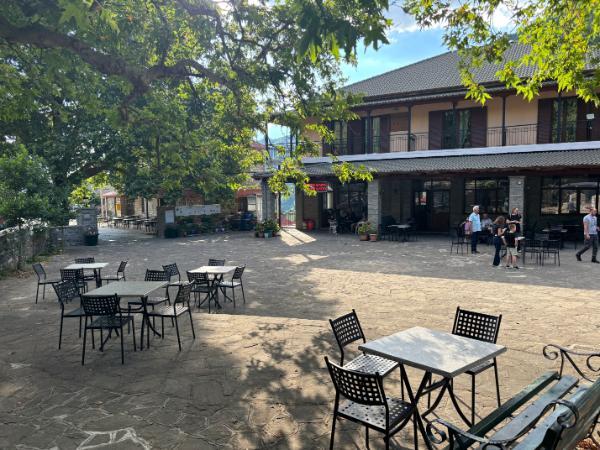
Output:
[{"xmin": 539, "ymin": 377, "xmax": 600, "ymax": 449}]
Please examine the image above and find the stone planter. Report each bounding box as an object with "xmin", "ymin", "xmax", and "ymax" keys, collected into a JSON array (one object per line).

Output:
[
  {"xmin": 369, "ymin": 233, "xmax": 378, "ymax": 242},
  {"xmin": 359, "ymin": 234, "xmax": 369, "ymax": 241}
]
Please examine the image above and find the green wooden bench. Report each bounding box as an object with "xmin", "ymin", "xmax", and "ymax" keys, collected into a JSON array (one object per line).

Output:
[{"xmin": 426, "ymin": 345, "xmax": 600, "ymax": 449}]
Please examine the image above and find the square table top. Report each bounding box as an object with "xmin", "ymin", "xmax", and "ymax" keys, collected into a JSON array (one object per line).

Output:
[
  {"xmin": 82, "ymin": 281, "xmax": 167, "ymax": 298},
  {"xmin": 64, "ymin": 263, "xmax": 109, "ymax": 270},
  {"xmin": 189, "ymin": 265, "xmax": 237, "ymax": 275},
  {"xmin": 358, "ymin": 326, "xmax": 506, "ymax": 378}
]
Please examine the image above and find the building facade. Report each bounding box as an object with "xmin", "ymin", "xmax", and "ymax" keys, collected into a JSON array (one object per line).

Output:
[{"xmin": 280, "ymin": 43, "xmax": 600, "ymax": 234}]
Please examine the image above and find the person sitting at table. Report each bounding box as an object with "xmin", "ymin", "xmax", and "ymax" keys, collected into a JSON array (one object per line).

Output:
[{"xmin": 479, "ymin": 213, "xmax": 493, "ymax": 243}]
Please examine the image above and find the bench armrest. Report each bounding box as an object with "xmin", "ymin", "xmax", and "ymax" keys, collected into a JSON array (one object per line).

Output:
[
  {"xmin": 427, "ymin": 400, "xmax": 580, "ymax": 450},
  {"xmin": 543, "ymin": 344, "xmax": 600, "ymax": 382}
]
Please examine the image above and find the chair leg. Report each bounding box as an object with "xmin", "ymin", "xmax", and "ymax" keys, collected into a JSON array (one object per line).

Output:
[
  {"xmin": 232, "ymin": 287, "xmax": 236, "ymax": 308},
  {"xmin": 42, "ymin": 283, "xmax": 46, "ymax": 300},
  {"xmin": 241, "ymin": 283, "xmax": 246, "ymax": 304},
  {"xmin": 81, "ymin": 318, "xmax": 88, "ymax": 366},
  {"xmin": 188, "ymin": 308, "xmax": 195, "ymax": 339},
  {"xmin": 493, "ymin": 360, "xmax": 501, "ymax": 407},
  {"xmin": 161, "ymin": 317, "xmax": 164, "ymax": 339},
  {"xmin": 329, "ymin": 414, "xmax": 337, "ymax": 450},
  {"xmin": 131, "ymin": 319, "xmax": 136, "ymax": 352},
  {"xmin": 59, "ymin": 314, "xmax": 64, "ymax": 350},
  {"xmin": 174, "ymin": 316, "xmax": 182, "ymax": 351},
  {"xmin": 120, "ymin": 326, "xmax": 125, "ymax": 364},
  {"xmin": 471, "ymin": 374, "xmax": 476, "ymax": 425},
  {"xmin": 78, "ymin": 316, "xmax": 82, "ymax": 338},
  {"xmin": 365, "ymin": 426, "xmax": 369, "ymax": 449},
  {"xmin": 35, "ymin": 283, "xmax": 40, "ymax": 304}
]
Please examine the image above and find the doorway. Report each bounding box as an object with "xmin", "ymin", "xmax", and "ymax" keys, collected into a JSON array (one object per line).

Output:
[{"xmin": 413, "ymin": 180, "xmax": 451, "ymax": 231}]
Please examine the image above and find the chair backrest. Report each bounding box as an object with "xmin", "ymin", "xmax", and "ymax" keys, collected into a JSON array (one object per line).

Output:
[
  {"xmin": 325, "ymin": 357, "xmax": 386, "ymax": 406},
  {"xmin": 52, "ymin": 280, "xmax": 79, "ymax": 307},
  {"xmin": 208, "ymin": 258, "xmax": 225, "ymax": 266},
  {"xmin": 144, "ymin": 269, "xmax": 168, "ymax": 282},
  {"xmin": 535, "ymin": 232, "xmax": 549, "ymax": 241},
  {"xmin": 75, "ymin": 257, "xmax": 95, "ymax": 263},
  {"xmin": 544, "ymin": 239, "xmax": 561, "ymax": 250},
  {"xmin": 61, "ymin": 268, "xmax": 84, "ymax": 282},
  {"xmin": 187, "ymin": 271, "xmax": 209, "ymax": 284},
  {"xmin": 329, "ymin": 309, "xmax": 366, "ymax": 350},
  {"xmin": 117, "ymin": 260, "xmax": 128, "ymax": 274},
  {"xmin": 174, "ymin": 283, "xmax": 193, "ymax": 304},
  {"xmin": 81, "ymin": 294, "xmax": 120, "ymax": 316},
  {"xmin": 162, "ymin": 263, "xmax": 180, "ymax": 281},
  {"xmin": 232, "ymin": 265, "xmax": 245, "ymax": 280},
  {"xmin": 32, "ymin": 263, "xmax": 46, "ymax": 280},
  {"xmin": 452, "ymin": 307, "xmax": 502, "ymax": 344}
]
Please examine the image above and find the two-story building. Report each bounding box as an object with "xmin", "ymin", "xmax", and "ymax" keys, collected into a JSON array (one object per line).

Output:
[{"xmin": 278, "ymin": 42, "xmax": 600, "ymax": 233}]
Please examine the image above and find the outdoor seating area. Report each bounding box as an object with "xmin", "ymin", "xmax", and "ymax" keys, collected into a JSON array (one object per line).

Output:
[
  {"xmin": 109, "ymin": 215, "xmax": 158, "ymax": 234},
  {"xmin": 33, "ymin": 254, "xmax": 246, "ymax": 365},
  {"xmin": 2, "ymin": 231, "xmax": 599, "ymax": 448}
]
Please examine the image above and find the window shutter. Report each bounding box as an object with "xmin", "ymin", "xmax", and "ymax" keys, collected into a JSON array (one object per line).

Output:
[
  {"xmin": 347, "ymin": 119, "xmax": 363, "ymax": 155},
  {"xmin": 380, "ymin": 115, "xmax": 390, "ymax": 153},
  {"xmin": 429, "ymin": 111, "xmax": 443, "ymax": 150},
  {"xmin": 470, "ymin": 107, "xmax": 487, "ymax": 147},
  {"xmin": 537, "ymin": 99, "xmax": 553, "ymax": 144}
]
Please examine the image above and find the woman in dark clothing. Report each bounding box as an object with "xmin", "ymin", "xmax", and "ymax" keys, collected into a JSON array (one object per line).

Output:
[
  {"xmin": 507, "ymin": 207, "xmax": 522, "ymax": 235},
  {"xmin": 492, "ymin": 216, "xmax": 506, "ymax": 266}
]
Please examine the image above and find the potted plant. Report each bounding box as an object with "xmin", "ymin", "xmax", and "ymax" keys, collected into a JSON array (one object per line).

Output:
[
  {"xmin": 84, "ymin": 227, "xmax": 99, "ymax": 246},
  {"xmin": 164, "ymin": 225, "xmax": 178, "ymax": 238},
  {"xmin": 255, "ymin": 222, "xmax": 264, "ymax": 238},
  {"xmin": 263, "ymin": 219, "xmax": 280, "ymax": 238},
  {"xmin": 357, "ymin": 222, "xmax": 371, "ymax": 241},
  {"xmin": 369, "ymin": 225, "xmax": 378, "ymax": 242}
]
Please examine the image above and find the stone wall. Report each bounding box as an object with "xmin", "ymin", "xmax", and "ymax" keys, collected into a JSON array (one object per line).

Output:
[{"xmin": 0, "ymin": 225, "xmax": 85, "ymax": 273}]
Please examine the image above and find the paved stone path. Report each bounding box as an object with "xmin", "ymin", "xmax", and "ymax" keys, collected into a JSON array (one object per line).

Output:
[{"xmin": 0, "ymin": 227, "xmax": 598, "ymax": 449}]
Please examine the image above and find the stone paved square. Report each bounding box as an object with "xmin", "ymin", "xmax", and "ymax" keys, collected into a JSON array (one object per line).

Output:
[{"xmin": 0, "ymin": 228, "xmax": 598, "ymax": 449}]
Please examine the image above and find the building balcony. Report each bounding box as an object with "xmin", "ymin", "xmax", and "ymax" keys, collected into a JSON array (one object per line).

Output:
[{"xmin": 323, "ymin": 120, "xmax": 600, "ymax": 156}]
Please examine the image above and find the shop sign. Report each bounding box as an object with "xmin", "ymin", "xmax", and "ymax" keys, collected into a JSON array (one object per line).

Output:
[{"xmin": 308, "ymin": 182, "xmax": 329, "ymax": 193}]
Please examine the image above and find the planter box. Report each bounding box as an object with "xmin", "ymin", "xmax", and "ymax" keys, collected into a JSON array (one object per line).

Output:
[
  {"xmin": 369, "ymin": 234, "xmax": 378, "ymax": 242},
  {"xmin": 84, "ymin": 235, "xmax": 98, "ymax": 246},
  {"xmin": 359, "ymin": 234, "xmax": 369, "ymax": 241}
]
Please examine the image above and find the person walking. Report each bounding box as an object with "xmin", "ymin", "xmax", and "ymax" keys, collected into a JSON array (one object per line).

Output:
[
  {"xmin": 468, "ymin": 205, "xmax": 481, "ymax": 254},
  {"xmin": 492, "ymin": 216, "xmax": 506, "ymax": 266},
  {"xmin": 576, "ymin": 207, "xmax": 599, "ymax": 263}
]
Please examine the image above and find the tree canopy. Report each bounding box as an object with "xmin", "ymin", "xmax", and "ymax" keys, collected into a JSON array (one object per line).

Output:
[
  {"xmin": 403, "ymin": 0, "xmax": 600, "ymax": 105},
  {"xmin": 0, "ymin": 0, "xmax": 391, "ymax": 222}
]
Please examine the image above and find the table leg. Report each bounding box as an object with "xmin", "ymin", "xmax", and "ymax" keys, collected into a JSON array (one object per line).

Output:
[
  {"xmin": 400, "ymin": 365, "xmax": 435, "ymax": 450},
  {"xmin": 94, "ymin": 269, "xmax": 102, "ymax": 288},
  {"xmin": 420, "ymin": 376, "xmax": 472, "ymax": 428}
]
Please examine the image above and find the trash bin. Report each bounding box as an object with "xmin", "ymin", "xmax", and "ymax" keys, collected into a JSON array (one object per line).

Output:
[{"xmin": 305, "ymin": 219, "xmax": 315, "ymax": 231}]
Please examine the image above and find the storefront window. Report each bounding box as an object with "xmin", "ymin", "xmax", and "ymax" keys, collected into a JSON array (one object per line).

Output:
[
  {"xmin": 464, "ymin": 178, "xmax": 509, "ymax": 214},
  {"xmin": 541, "ymin": 176, "xmax": 600, "ymax": 215},
  {"xmin": 335, "ymin": 182, "xmax": 367, "ymax": 219}
]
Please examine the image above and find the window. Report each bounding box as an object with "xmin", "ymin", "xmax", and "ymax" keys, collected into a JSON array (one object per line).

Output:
[
  {"xmin": 552, "ymin": 98, "xmax": 577, "ymax": 143},
  {"xmin": 443, "ymin": 110, "xmax": 472, "ymax": 149},
  {"xmin": 363, "ymin": 117, "xmax": 381, "ymax": 153},
  {"xmin": 335, "ymin": 182, "xmax": 367, "ymax": 219},
  {"xmin": 541, "ymin": 176, "xmax": 600, "ymax": 215},
  {"xmin": 247, "ymin": 196, "xmax": 257, "ymax": 212},
  {"xmin": 464, "ymin": 178, "xmax": 509, "ymax": 214},
  {"xmin": 333, "ymin": 121, "xmax": 348, "ymax": 154}
]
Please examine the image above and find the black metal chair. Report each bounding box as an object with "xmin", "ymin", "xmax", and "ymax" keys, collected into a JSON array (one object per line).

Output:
[
  {"xmin": 32, "ymin": 263, "xmax": 60, "ymax": 303},
  {"xmin": 162, "ymin": 263, "xmax": 183, "ymax": 286},
  {"xmin": 325, "ymin": 357, "xmax": 415, "ymax": 450},
  {"xmin": 450, "ymin": 228, "xmax": 468, "ymax": 255},
  {"xmin": 52, "ymin": 280, "xmax": 86, "ymax": 350},
  {"xmin": 329, "ymin": 310, "xmax": 398, "ymax": 377},
  {"xmin": 522, "ymin": 238, "xmax": 543, "ymax": 265},
  {"xmin": 187, "ymin": 271, "xmax": 219, "ymax": 313},
  {"xmin": 452, "ymin": 306, "xmax": 502, "ymax": 425},
  {"xmin": 81, "ymin": 294, "xmax": 136, "ymax": 365},
  {"xmin": 208, "ymin": 258, "xmax": 225, "ymax": 266},
  {"xmin": 75, "ymin": 257, "xmax": 96, "ymax": 283},
  {"xmin": 542, "ymin": 239, "xmax": 561, "ymax": 266},
  {"xmin": 147, "ymin": 283, "xmax": 195, "ymax": 350},
  {"xmin": 217, "ymin": 265, "xmax": 246, "ymax": 307},
  {"xmin": 101, "ymin": 260, "xmax": 128, "ymax": 283},
  {"xmin": 60, "ymin": 268, "xmax": 88, "ymax": 293}
]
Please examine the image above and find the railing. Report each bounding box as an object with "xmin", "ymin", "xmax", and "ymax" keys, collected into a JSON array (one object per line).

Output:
[{"xmin": 318, "ymin": 120, "xmax": 600, "ymax": 156}]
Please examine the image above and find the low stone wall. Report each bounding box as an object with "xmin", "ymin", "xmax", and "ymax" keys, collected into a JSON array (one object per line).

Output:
[{"xmin": 0, "ymin": 225, "xmax": 85, "ymax": 272}]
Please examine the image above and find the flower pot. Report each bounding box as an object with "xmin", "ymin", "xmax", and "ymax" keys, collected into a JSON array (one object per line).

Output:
[
  {"xmin": 258, "ymin": 232, "xmax": 264, "ymax": 238},
  {"xmin": 84, "ymin": 234, "xmax": 98, "ymax": 246},
  {"xmin": 264, "ymin": 230, "xmax": 272, "ymax": 238},
  {"xmin": 359, "ymin": 234, "xmax": 369, "ymax": 241},
  {"xmin": 369, "ymin": 233, "xmax": 378, "ymax": 242}
]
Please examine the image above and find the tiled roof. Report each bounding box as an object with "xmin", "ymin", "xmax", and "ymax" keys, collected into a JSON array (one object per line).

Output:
[
  {"xmin": 343, "ymin": 42, "xmax": 533, "ymax": 99},
  {"xmin": 302, "ymin": 144, "xmax": 600, "ymax": 177}
]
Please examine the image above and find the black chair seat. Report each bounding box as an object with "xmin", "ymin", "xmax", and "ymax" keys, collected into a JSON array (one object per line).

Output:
[
  {"xmin": 64, "ymin": 307, "xmax": 85, "ymax": 317},
  {"xmin": 101, "ymin": 274, "xmax": 124, "ymax": 281},
  {"xmin": 344, "ymin": 354, "xmax": 398, "ymax": 377},
  {"xmin": 129, "ymin": 297, "xmax": 169, "ymax": 307},
  {"xmin": 465, "ymin": 359, "xmax": 495, "ymax": 375},
  {"xmin": 338, "ymin": 397, "xmax": 412, "ymax": 432},
  {"xmin": 191, "ymin": 285, "xmax": 213, "ymax": 294},
  {"xmin": 149, "ymin": 304, "xmax": 189, "ymax": 318},
  {"xmin": 39, "ymin": 278, "xmax": 61, "ymax": 285},
  {"xmin": 88, "ymin": 316, "xmax": 132, "ymax": 329}
]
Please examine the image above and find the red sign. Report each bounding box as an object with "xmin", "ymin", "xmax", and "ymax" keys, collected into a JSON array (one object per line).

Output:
[{"xmin": 308, "ymin": 182, "xmax": 329, "ymax": 192}]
